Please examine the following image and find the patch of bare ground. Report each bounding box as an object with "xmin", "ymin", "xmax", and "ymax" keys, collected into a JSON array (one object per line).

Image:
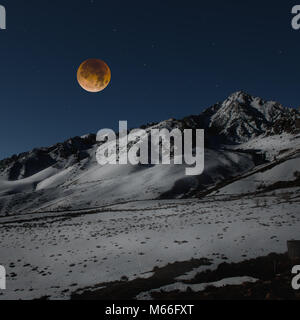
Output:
[
  {"xmin": 153, "ymin": 253, "xmax": 300, "ymax": 300},
  {"xmin": 71, "ymin": 253, "xmax": 300, "ymax": 300},
  {"xmin": 71, "ymin": 258, "xmax": 212, "ymax": 300}
]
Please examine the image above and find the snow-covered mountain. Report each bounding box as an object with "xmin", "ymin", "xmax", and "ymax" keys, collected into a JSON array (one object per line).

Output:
[
  {"xmin": 1, "ymin": 91, "xmax": 300, "ymax": 300},
  {"xmin": 198, "ymin": 91, "xmax": 299, "ymax": 143},
  {"xmin": 0, "ymin": 91, "xmax": 299, "ymax": 216}
]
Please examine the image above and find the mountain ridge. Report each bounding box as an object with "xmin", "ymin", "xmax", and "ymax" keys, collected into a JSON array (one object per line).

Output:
[
  {"xmin": 0, "ymin": 91, "xmax": 299, "ymax": 216},
  {"xmin": 1, "ymin": 91, "xmax": 299, "ymax": 180}
]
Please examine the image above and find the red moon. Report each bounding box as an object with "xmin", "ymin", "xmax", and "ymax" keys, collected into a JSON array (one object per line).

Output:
[{"xmin": 77, "ymin": 59, "xmax": 111, "ymax": 93}]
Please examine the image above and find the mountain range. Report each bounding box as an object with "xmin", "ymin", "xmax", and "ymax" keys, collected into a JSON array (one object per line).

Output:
[{"xmin": 0, "ymin": 91, "xmax": 299, "ymax": 216}]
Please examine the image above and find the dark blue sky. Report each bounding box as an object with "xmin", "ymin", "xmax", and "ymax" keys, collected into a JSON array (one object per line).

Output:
[{"xmin": 0, "ymin": 0, "xmax": 299, "ymax": 159}]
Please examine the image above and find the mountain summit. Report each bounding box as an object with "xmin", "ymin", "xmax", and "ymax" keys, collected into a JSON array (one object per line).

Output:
[{"xmin": 203, "ymin": 91, "xmax": 299, "ymax": 143}]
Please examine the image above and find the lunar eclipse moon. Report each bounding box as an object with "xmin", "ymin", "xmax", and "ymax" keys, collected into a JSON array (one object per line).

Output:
[{"xmin": 77, "ymin": 59, "xmax": 111, "ymax": 93}]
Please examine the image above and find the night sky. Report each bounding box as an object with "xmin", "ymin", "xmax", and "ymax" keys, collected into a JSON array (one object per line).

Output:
[{"xmin": 0, "ymin": 0, "xmax": 300, "ymax": 159}]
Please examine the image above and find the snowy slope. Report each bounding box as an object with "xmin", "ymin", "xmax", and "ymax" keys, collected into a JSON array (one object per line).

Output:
[
  {"xmin": 0, "ymin": 148, "xmax": 255, "ymax": 215},
  {"xmin": 215, "ymin": 133, "xmax": 300, "ymax": 196},
  {"xmin": 218, "ymin": 155, "xmax": 300, "ymax": 195}
]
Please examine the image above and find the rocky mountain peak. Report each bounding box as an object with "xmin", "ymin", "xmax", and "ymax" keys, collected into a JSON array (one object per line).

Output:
[{"xmin": 206, "ymin": 92, "xmax": 299, "ymax": 143}]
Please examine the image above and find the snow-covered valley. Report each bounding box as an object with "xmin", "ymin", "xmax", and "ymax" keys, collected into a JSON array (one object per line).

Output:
[{"xmin": 0, "ymin": 188, "xmax": 299, "ymax": 299}]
